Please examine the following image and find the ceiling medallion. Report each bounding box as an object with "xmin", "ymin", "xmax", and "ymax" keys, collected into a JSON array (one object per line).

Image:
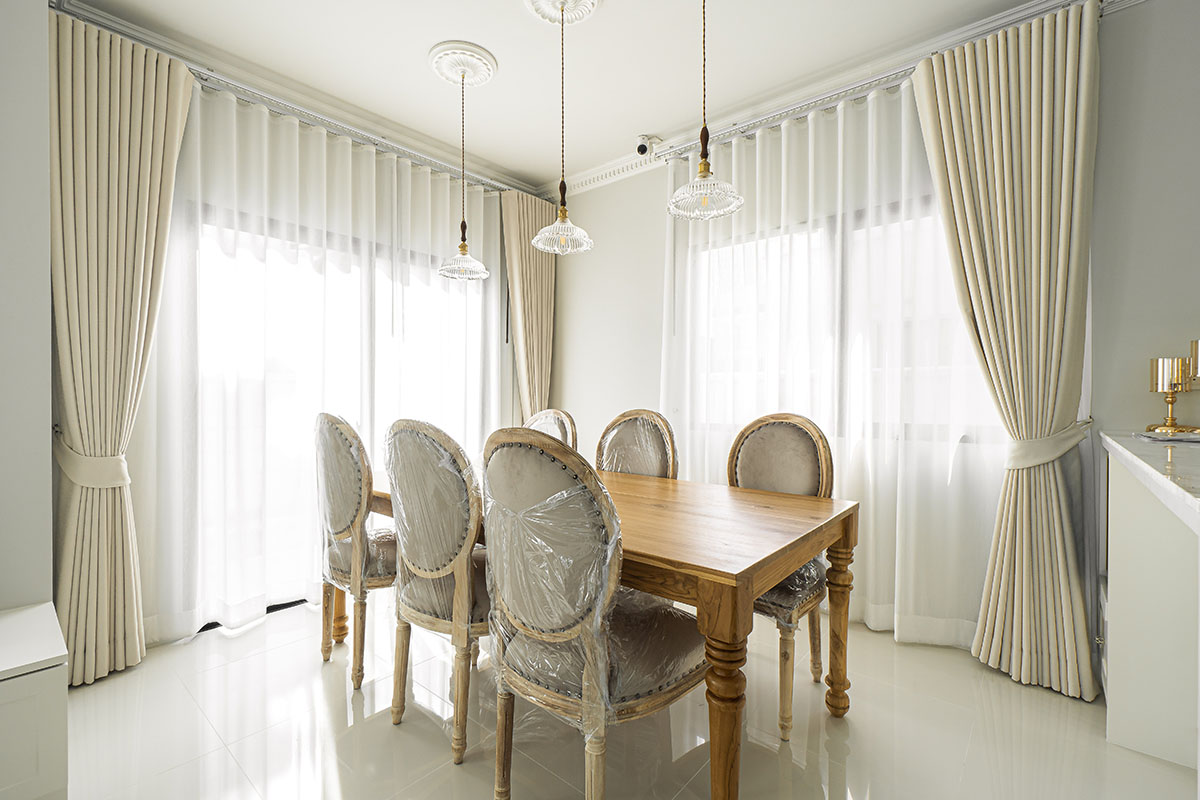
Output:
[
  {"xmin": 524, "ymin": 0, "xmax": 600, "ymax": 25},
  {"xmin": 428, "ymin": 40, "xmax": 499, "ymax": 87}
]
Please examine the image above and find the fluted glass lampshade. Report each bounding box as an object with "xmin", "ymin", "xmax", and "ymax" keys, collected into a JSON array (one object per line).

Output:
[
  {"xmin": 438, "ymin": 243, "xmax": 490, "ymax": 280},
  {"xmin": 532, "ymin": 207, "xmax": 593, "ymax": 255},
  {"xmin": 668, "ymin": 161, "xmax": 744, "ymax": 221}
]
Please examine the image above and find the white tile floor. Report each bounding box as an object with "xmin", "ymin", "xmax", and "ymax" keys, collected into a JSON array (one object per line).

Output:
[{"xmin": 68, "ymin": 597, "xmax": 1196, "ymax": 799}]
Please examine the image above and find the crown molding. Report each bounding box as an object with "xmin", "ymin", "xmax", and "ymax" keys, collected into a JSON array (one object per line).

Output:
[
  {"xmin": 50, "ymin": 0, "xmax": 544, "ymax": 197},
  {"xmin": 560, "ymin": 0, "xmax": 1152, "ymax": 197},
  {"xmin": 1099, "ymin": 0, "xmax": 1150, "ymax": 13},
  {"xmin": 536, "ymin": 155, "xmax": 666, "ymax": 201}
]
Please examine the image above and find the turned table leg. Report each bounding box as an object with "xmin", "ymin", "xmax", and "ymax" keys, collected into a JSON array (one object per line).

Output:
[
  {"xmin": 705, "ymin": 634, "xmax": 748, "ymax": 799},
  {"xmin": 332, "ymin": 588, "xmax": 349, "ymax": 644},
  {"xmin": 825, "ymin": 512, "xmax": 857, "ymax": 718},
  {"xmin": 698, "ymin": 579, "xmax": 752, "ymax": 800}
]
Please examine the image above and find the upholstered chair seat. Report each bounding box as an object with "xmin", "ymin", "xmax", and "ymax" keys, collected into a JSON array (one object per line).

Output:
[
  {"xmin": 501, "ymin": 587, "xmax": 706, "ymax": 705},
  {"xmin": 754, "ymin": 560, "xmax": 827, "ymax": 620},
  {"xmin": 524, "ymin": 408, "xmax": 578, "ymax": 450},
  {"xmin": 397, "ymin": 547, "xmax": 490, "ymax": 624},
  {"xmin": 727, "ymin": 413, "xmax": 835, "ymax": 742},
  {"xmin": 385, "ymin": 420, "xmax": 488, "ymax": 766},
  {"xmin": 486, "ymin": 427, "xmax": 706, "ymax": 800},
  {"xmin": 315, "ymin": 413, "xmax": 395, "ymax": 691},
  {"xmin": 326, "ymin": 527, "xmax": 400, "ymax": 580},
  {"xmin": 596, "ymin": 409, "xmax": 678, "ymax": 479}
]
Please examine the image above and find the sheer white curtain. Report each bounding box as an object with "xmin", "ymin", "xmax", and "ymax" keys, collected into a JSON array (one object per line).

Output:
[
  {"xmin": 129, "ymin": 86, "xmax": 507, "ymax": 644},
  {"xmin": 661, "ymin": 82, "xmax": 1007, "ymax": 646}
]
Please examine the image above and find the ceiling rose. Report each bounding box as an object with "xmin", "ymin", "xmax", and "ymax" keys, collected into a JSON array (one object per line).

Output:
[
  {"xmin": 524, "ymin": 0, "xmax": 600, "ymax": 25},
  {"xmin": 428, "ymin": 41, "xmax": 498, "ymax": 86}
]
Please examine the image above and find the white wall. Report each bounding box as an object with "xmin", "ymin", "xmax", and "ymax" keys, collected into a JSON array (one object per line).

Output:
[
  {"xmin": 1092, "ymin": 0, "xmax": 1200, "ymax": 433},
  {"xmin": 0, "ymin": 2, "xmax": 52, "ymax": 609},
  {"xmin": 551, "ymin": 165, "xmax": 669, "ymax": 456}
]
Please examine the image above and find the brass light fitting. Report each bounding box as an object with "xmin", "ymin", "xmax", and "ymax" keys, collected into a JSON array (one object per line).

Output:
[{"xmin": 1147, "ymin": 356, "xmax": 1199, "ymax": 434}]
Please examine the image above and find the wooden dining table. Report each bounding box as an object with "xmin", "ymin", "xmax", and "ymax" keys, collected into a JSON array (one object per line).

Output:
[{"xmin": 367, "ymin": 471, "xmax": 859, "ymax": 800}]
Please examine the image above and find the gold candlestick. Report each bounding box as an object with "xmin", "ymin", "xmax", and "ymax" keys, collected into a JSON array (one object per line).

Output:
[{"xmin": 1147, "ymin": 356, "xmax": 1198, "ymax": 434}]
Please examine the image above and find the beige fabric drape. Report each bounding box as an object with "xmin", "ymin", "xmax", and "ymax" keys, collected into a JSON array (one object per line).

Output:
[
  {"xmin": 49, "ymin": 12, "xmax": 194, "ymax": 685},
  {"xmin": 913, "ymin": 0, "xmax": 1099, "ymax": 699},
  {"xmin": 500, "ymin": 191, "xmax": 556, "ymax": 420}
]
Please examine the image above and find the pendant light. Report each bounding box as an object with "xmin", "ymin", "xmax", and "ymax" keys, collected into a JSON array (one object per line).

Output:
[
  {"xmin": 430, "ymin": 41, "xmax": 498, "ymax": 280},
  {"xmin": 667, "ymin": 0, "xmax": 743, "ymax": 221},
  {"xmin": 530, "ymin": 1, "xmax": 594, "ymax": 255}
]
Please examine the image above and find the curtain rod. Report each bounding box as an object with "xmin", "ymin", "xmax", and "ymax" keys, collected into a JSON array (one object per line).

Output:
[
  {"xmin": 47, "ymin": 1, "xmax": 523, "ymax": 195},
  {"xmin": 655, "ymin": 0, "xmax": 1135, "ymax": 162}
]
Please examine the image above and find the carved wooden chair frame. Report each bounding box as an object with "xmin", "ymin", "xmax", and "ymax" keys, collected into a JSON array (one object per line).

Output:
[
  {"xmin": 385, "ymin": 419, "xmax": 485, "ymax": 765},
  {"xmin": 317, "ymin": 413, "xmax": 395, "ymax": 690},
  {"xmin": 595, "ymin": 408, "xmax": 679, "ymax": 479},
  {"xmin": 523, "ymin": 407, "xmax": 578, "ymax": 450},
  {"xmin": 727, "ymin": 412, "xmax": 834, "ymax": 741},
  {"xmin": 485, "ymin": 427, "xmax": 703, "ymax": 800}
]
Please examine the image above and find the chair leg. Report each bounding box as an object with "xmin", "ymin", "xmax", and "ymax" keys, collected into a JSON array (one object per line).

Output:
[
  {"xmin": 777, "ymin": 619, "xmax": 796, "ymax": 742},
  {"xmin": 321, "ymin": 583, "xmax": 334, "ymax": 661},
  {"xmin": 352, "ymin": 597, "xmax": 367, "ymax": 690},
  {"xmin": 451, "ymin": 643, "xmax": 471, "ymax": 764},
  {"xmin": 584, "ymin": 724, "xmax": 607, "ymax": 800},
  {"xmin": 391, "ymin": 617, "xmax": 411, "ymax": 724},
  {"xmin": 470, "ymin": 638, "xmax": 480, "ymax": 670},
  {"xmin": 808, "ymin": 608, "xmax": 823, "ymax": 683},
  {"xmin": 332, "ymin": 588, "xmax": 349, "ymax": 644},
  {"xmin": 495, "ymin": 687, "xmax": 515, "ymax": 800}
]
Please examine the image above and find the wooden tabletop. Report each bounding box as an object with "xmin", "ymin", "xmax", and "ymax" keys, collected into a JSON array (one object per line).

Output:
[{"xmin": 597, "ymin": 470, "xmax": 858, "ymax": 596}]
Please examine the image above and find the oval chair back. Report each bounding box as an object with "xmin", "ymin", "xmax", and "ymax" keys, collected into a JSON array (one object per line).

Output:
[
  {"xmin": 727, "ymin": 413, "xmax": 833, "ymax": 497},
  {"xmin": 595, "ymin": 409, "xmax": 678, "ymax": 479},
  {"xmin": 484, "ymin": 427, "xmax": 621, "ymax": 643},
  {"xmin": 524, "ymin": 408, "xmax": 578, "ymax": 450},
  {"xmin": 384, "ymin": 420, "xmax": 482, "ymax": 618},
  {"xmin": 315, "ymin": 412, "xmax": 372, "ymax": 595}
]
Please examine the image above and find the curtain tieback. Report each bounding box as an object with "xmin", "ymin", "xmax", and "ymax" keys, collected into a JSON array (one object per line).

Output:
[
  {"xmin": 1005, "ymin": 419, "xmax": 1092, "ymax": 470},
  {"xmin": 53, "ymin": 432, "xmax": 131, "ymax": 488}
]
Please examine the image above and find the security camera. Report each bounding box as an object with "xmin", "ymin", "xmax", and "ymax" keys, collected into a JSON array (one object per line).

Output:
[{"xmin": 636, "ymin": 134, "xmax": 662, "ymax": 157}]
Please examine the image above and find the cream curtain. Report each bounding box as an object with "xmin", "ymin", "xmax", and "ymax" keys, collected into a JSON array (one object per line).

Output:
[
  {"xmin": 49, "ymin": 12, "xmax": 193, "ymax": 684},
  {"xmin": 501, "ymin": 191, "xmax": 556, "ymax": 420},
  {"xmin": 913, "ymin": 0, "xmax": 1100, "ymax": 699}
]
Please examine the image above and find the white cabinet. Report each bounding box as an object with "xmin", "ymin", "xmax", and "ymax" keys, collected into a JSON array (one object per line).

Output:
[
  {"xmin": 0, "ymin": 603, "xmax": 67, "ymax": 800},
  {"xmin": 1102, "ymin": 433, "xmax": 1200, "ymax": 770}
]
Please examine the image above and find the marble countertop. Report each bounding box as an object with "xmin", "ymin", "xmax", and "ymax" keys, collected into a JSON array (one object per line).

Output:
[{"xmin": 1101, "ymin": 431, "xmax": 1200, "ymax": 535}]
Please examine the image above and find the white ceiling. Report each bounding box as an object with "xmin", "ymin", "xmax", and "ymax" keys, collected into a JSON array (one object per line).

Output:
[{"xmin": 79, "ymin": 0, "xmax": 1028, "ymax": 189}]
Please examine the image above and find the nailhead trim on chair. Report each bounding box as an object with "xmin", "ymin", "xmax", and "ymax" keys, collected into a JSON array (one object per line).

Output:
[
  {"xmin": 321, "ymin": 419, "xmax": 365, "ymax": 539},
  {"xmin": 388, "ymin": 428, "xmax": 472, "ymax": 574},
  {"xmin": 490, "ymin": 442, "xmax": 608, "ymax": 636}
]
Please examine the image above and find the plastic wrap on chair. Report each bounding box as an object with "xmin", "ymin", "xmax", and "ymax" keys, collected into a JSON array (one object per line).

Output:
[
  {"xmin": 756, "ymin": 558, "xmax": 827, "ymax": 629},
  {"xmin": 384, "ymin": 421, "xmax": 480, "ymax": 619},
  {"xmin": 315, "ymin": 413, "xmax": 376, "ymax": 591},
  {"xmin": 485, "ymin": 444, "xmax": 620, "ymax": 740},
  {"xmin": 596, "ymin": 413, "xmax": 673, "ymax": 478},
  {"xmin": 524, "ymin": 409, "xmax": 577, "ymax": 450},
  {"xmin": 485, "ymin": 434, "xmax": 707, "ymax": 743}
]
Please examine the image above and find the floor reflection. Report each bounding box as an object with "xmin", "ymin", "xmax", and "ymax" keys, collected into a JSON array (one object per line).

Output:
[{"xmin": 67, "ymin": 599, "xmax": 1196, "ymax": 799}]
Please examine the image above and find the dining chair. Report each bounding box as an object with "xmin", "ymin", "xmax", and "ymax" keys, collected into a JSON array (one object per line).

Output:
[
  {"xmin": 523, "ymin": 407, "xmax": 578, "ymax": 449},
  {"xmin": 727, "ymin": 413, "xmax": 834, "ymax": 741},
  {"xmin": 484, "ymin": 428, "xmax": 707, "ymax": 800},
  {"xmin": 384, "ymin": 419, "xmax": 489, "ymax": 765},
  {"xmin": 595, "ymin": 409, "xmax": 678, "ymax": 478},
  {"xmin": 315, "ymin": 413, "xmax": 397, "ymax": 690}
]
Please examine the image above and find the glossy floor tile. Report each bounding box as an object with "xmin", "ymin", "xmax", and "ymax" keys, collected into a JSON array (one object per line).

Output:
[{"xmin": 67, "ymin": 598, "xmax": 1197, "ymax": 799}]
